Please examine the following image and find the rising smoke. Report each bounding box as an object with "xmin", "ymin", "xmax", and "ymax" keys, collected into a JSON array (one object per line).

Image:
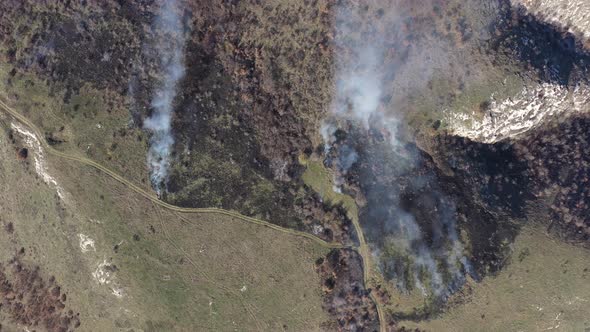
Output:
[
  {"xmin": 324, "ymin": 1, "xmax": 474, "ymax": 298},
  {"xmin": 143, "ymin": 0, "xmax": 187, "ymax": 194}
]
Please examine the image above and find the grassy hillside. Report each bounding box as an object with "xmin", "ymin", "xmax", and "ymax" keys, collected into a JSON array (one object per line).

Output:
[{"xmin": 0, "ymin": 116, "xmax": 330, "ymax": 331}]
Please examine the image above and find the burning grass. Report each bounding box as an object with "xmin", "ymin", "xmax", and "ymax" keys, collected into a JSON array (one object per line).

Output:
[{"xmin": 399, "ymin": 225, "xmax": 590, "ymax": 331}]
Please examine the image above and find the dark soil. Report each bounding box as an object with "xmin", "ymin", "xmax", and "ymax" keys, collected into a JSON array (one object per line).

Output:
[
  {"xmin": 17, "ymin": 147, "xmax": 28, "ymax": 160},
  {"xmin": 3, "ymin": 222, "xmax": 14, "ymax": 234},
  {"xmin": 0, "ymin": 1, "xmax": 147, "ymax": 99}
]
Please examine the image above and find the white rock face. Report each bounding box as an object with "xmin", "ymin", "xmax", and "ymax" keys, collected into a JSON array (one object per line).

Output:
[
  {"xmin": 92, "ymin": 259, "xmax": 125, "ymax": 298},
  {"xmin": 447, "ymin": 82, "xmax": 590, "ymax": 143},
  {"xmin": 78, "ymin": 234, "xmax": 96, "ymax": 253},
  {"xmin": 448, "ymin": 2, "xmax": 590, "ymax": 143},
  {"xmin": 11, "ymin": 123, "xmax": 67, "ymax": 200},
  {"xmin": 92, "ymin": 259, "xmax": 113, "ymax": 285},
  {"xmin": 513, "ymin": 0, "xmax": 590, "ymax": 39}
]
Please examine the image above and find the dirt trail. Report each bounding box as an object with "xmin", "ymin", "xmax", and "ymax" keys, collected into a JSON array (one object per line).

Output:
[
  {"xmin": 0, "ymin": 97, "xmax": 388, "ymax": 331},
  {"xmin": 0, "ymin": 98, "xmax": 347, "ymax": 250}
]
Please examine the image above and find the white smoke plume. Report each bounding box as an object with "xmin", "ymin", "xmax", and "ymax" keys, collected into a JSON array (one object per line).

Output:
[
  {"xmin": 333, "ymin": 47, "xmax": 383, "ymax": 128},
  {"xmin": 324, "ymin": 2, "xmax": 472, "ymax": 298},
  {"xmin": 144, "ymin": 0, "xmax": 187, "ymax": 194}
]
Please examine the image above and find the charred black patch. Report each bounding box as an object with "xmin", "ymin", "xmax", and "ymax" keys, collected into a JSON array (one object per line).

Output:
[
  {"xmin": 326, "ymin": 121, "xmax": 529, "ymax": 297},
  {"xmin": 0, "ymin": 3, "xmax": 149, "ymax": 97},
  {"xmin": 516, "ymin": 116, "xmax": 590, "ymax": 244},
  {"xmin": 492, "ymin": 1, "xmax": 590, "ymax": 85},
  {"xmin": 436, "ymin": 135, "xmax": 532, "ymax": 218},
  {"xmin": 45, "ymin": 134, "xmax": 65, "ymax": 146},
  {"xmin": 433, "ymin": 135, "xmax": 531, "ymax": 276}
]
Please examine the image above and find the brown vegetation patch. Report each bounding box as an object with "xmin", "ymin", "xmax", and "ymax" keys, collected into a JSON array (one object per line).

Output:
[
  {"xmin": 0, "ymin": 255, "xmax": 80, "ymax": 332},
  {"xmin": 316, "ymin": 249, "xmax": 379, "ymax": 331},
  {"xmin": 3, "ymin": 222, "xmax": 14, "ymax": 234}
]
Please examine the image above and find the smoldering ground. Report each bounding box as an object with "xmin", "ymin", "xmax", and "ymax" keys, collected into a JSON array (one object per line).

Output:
[
  {"xmin": 328, "ymin": 127, "xmax": 478, "ymax": 298},
  {"xmin": 323, "ymin": 0, "xmax": 590, "ymax": 302},
  {"xmin": 142, "ymin": 0, "xmax": 189, "ymax": 194},
  {"xmin": 321, "ymin": 0, "xmax": 492, "ymax": 299}
]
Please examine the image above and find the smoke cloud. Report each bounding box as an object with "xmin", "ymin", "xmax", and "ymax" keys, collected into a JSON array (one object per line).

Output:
[
  {"xmin": 143, "ymin": 0, "xmax": 187, "ymax": 194},
  {"xmin": 324, "ymin": 1, "xmax": 473, "ymax": 298}
]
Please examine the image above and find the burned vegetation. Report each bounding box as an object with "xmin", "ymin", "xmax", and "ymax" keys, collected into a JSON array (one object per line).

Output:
[
  {"xmin": 492, "ymin": 0, "xmax": 590, "ymax": 86},
  {"xmin": 316, "ymin": 249, "xmax": 380, "ymax": 332},
  {"xmin": 429, "ymin": 134, "xmax": 530, "ymax": 276},
  {"xmin": 515, "ymin": 117, "xmax": 590, "ymax": 244},
  {"xmin": 2, "ymin": 0, "xmax": 590, "ymax": 330},
  {"xmin": 154, "ymin": 0, "xmax": 359, "ymax": 243}
]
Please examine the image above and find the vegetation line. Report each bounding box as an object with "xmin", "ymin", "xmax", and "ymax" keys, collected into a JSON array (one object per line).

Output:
[{"xmin": 0, "ymin": 98, "xmax": 348, "ymax": 250}]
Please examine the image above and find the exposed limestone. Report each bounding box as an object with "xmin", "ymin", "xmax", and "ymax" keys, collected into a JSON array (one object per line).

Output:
[
  {"xmin": 10, "ymin": 122, "xmax": 67, "ymax": 200},
  {"xmin": 447, "ymin": 82, "xmax": 590, "ymax": 143}
]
